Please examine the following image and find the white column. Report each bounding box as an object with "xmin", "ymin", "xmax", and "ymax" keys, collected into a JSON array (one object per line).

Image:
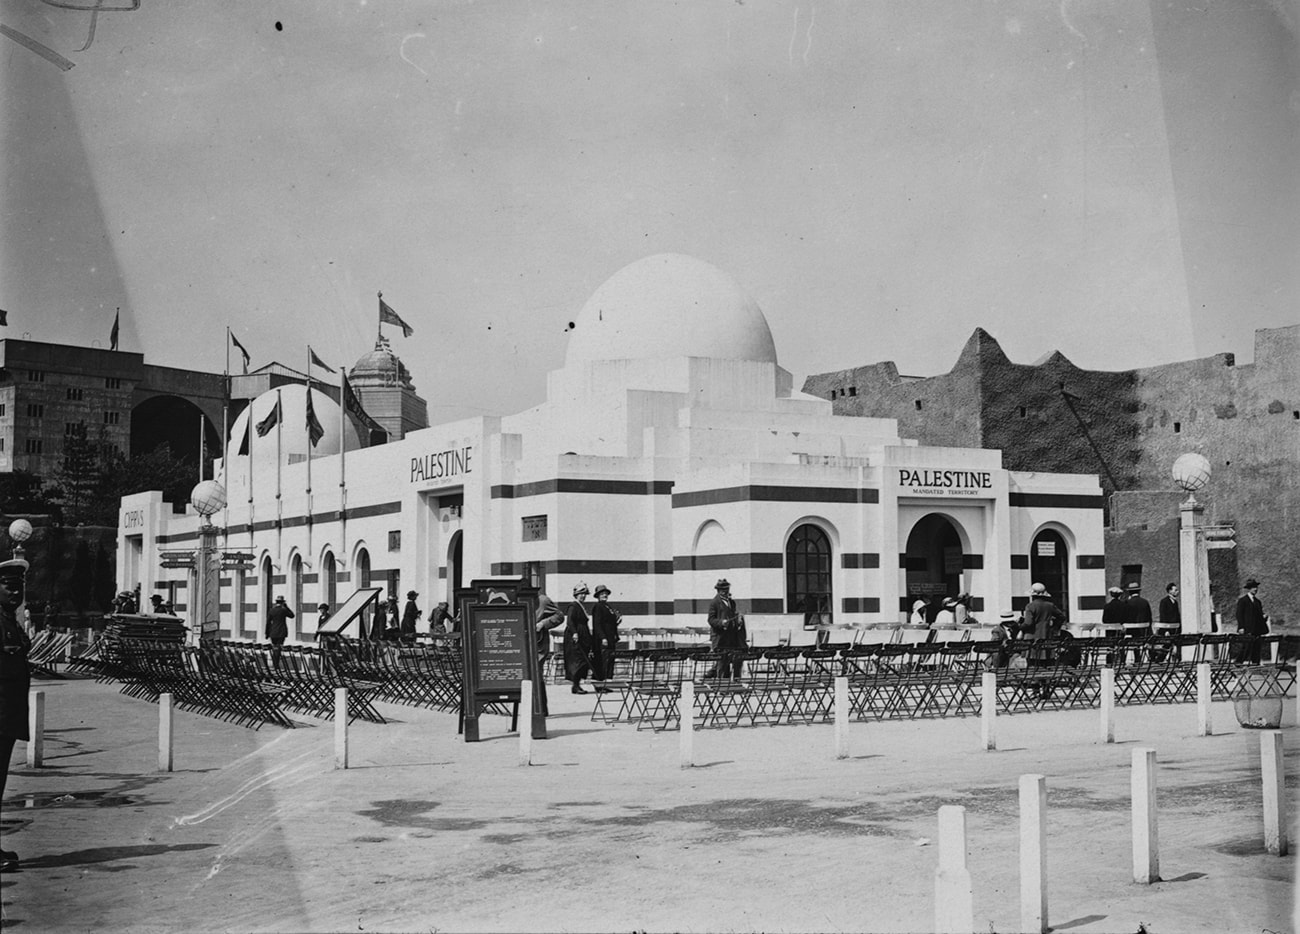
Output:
[
  {"xmin": 679, "ymin": 681, "xmax": 694, "ymax": 769},
  {"xmin": 158, "ymin": 692, "xmax": 174, "ymax": 772},
  {"xmin": 934, "ymin": 805, "xmax": 974, "ymax": 934},
  {"xmin": 834, "ymin": 676, "xmax": 850, "ymax": 760},
  {"xmin": 1099, "ymin": 668, "xmax": 1115, "ymax": 744},
  {"xmin": 519, "ymin": 680, "xmax": 533, "ymax": 767},
  {"xmin": 981, "ymin": 672, "xmax": 997, "ymax": 750},
  {"xmin": 1196, "ymin": 663, "xmax": 1212, "ymax": 736},
  {"xmin": 334, "ymin": 688, "xmax": 349, "ymax": 770},
  {"xmin": 1131, "ymin": 747, "xmax": 1160, "ymax": 883},
  {"xmin": 1019, "ymin": 774, "xmax": 1048, "ymax": 934},
  {"xmin": 25, "ymin": 689, "xmax": 44, "ymax": 768},
  {"xmin": 1261, "ymin": 731, "xmax": 1288, "ymax": 856},
  {"xmin": 1178, "ymin": 498, "xmax": 1211, "ymax": 642}
]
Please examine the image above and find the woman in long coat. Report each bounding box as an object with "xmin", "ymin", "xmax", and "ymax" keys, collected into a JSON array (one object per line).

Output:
[
  {"xmin": 562, "ymin": 582, "xmax": 594, "ymax": 694},
  {"xmin": 589, "ymin": 584, "xmax": 622, "ymax": 689}
]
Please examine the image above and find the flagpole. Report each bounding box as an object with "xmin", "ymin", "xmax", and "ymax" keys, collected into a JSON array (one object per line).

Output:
[
  {"xmin": 198, "ymin": 415, "xmax": 205, "ymax": 484},
  {"xmin": 275, "ymin": 388, "xmax": 283, "ymax": 562},
  {"xmin": 339, "ymin": 363, "xmax": 348, "ymax": 566},
  {"xmin": 377, "ymin": 291, "xmax": 383, "ymax": 343},
  {"xmin": 222, "ymin": 328, "xmax": 230, "ymax": 550},
  {"xmin": 305, "ymin": 352, "xmax": 314, "ymax": 565}
]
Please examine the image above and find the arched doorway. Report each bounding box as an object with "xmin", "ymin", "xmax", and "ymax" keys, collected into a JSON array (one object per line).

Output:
[
  {"xmin": 322, "ymin": 552, "xmax": 337, "ymax": 608},
  {"xmin": 259, "ymin": 554, "xmax": 273, "ymax": 641},
  {"xmin": 447, "ymin": 531, "xmax": 463, "ymax": 603},
  {"xmin": 290, "ymin": 553, "xmax": 304, "ymax": 640},
  {"xmin": 1030, "ymin": 529, "xmax": 1070, "ymax": 620},
  {"xmin": 903, "ymin": 514, "xmax": 963, "ymax": 621},
  {"xmin": 786, "ymin": 524, "xmax": 833, "ymax": 625},
  {"xmin": 356, "ymin": 547, "xmax": 373, "ymax": 639}
]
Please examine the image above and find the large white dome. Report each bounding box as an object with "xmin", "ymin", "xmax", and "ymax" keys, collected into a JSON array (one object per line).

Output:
[
  {"xmin": 228, "ymin": 384, "xmax": 361, "ymax": 465},
  {"xmin": 564, "ymin": 254, "xmax": 778, "ymax": 368}
]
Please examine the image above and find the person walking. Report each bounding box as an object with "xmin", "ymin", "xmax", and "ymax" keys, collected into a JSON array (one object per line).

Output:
[
  {"xmin": 1158, "ymin": 583, "xmax": 1180, "ymax": 629},
  {"xmin": 1234, "ymin": 578, "xmax": 1269, "ymax": 664},
  {"xmin": 1101, "ymin": 586, "xmax": 1126, "ymax": 628},
  {"xmin": 589, "ymin": 585, "xmax": 622, "ymax": 691},
  {"xmin": 400, "ymin": 590, "xmax": 420, "ymax": 644},
  {"xmin": 0, "ymin": 559, "xmax": 31, "ymax": 872},
  {"xmin": 1123, "ymin": 581, "xmax": 1153, "ymax": 664},
  {"xmin": 315, "ymin": 603, "xmax": 332, "ymax": 639},
  {"xmin": 1022, "ymin": 582, "xmax": 1065, "ymax": 658},
  {"xmin": 430, "ymin": 601, "xmax": 457, "ymax": 635},
  {"xmin": 562, "ymin": 583, "xmax": 594, "ymax": 694},
  {"xmin": 706, "ymin": 578, "xmax": 747, "ymax": 679},
  {"xmin": 266, "ymin": 595, "xmax": 294, "ymax": 669},
  {"xmin": 534, "ymin": 592, "xmax": 566, "ymax": 714}
]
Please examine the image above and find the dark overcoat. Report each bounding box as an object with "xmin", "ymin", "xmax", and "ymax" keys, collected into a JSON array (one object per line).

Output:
[{"xmin": 562, "ymin": 602, "xmax": 593, "ymax": 680}]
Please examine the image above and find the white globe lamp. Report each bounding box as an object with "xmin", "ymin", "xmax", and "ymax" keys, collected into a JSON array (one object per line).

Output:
[
  {"xmin": 190, "ymin": 480, "xmax": 227, "ymax": 525},
  {"xmin": 7, "ymin": 518, "xmax": 32, "ymax": 559},
  {"xmin": 1171, "ymin": 453, "xmax": 1211, "ymax": 503}
]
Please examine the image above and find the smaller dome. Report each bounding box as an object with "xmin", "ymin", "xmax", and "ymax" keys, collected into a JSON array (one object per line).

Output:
[{"xmin": 351, "ymin": 338, "xmax": 416, "ymax": 390}]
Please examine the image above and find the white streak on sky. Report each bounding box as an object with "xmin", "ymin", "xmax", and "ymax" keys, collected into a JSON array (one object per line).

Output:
[
  {"xmin": 1060, "ymin": 0, "xmax": 1086, "ymax": 45},
  {"xmin": 400, "ymin": 32, "xmax": 428, "ymax": 76},
  {"xmin": 803, "ymin": 6, "xmax": 815, "ymax": 66},
  {"xmin": 789, "ymin": 6, "xmax": 799, "ymax": 67}
]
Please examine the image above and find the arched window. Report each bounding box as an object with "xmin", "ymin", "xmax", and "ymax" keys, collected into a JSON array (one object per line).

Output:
[
  {"xmin": 322, "ymin": 552, "xmax": 337, "ymax": 609},
  {"xmin": 259, "ymin": 555, "xmax": 274, "ymax": 641},
  {"xmin": 290, "ymin": 553, "xmax": 304, "ymax": 640},
  {"xmin": 786, "ymin": 524, "xmax": 833, "ymax": 624}
]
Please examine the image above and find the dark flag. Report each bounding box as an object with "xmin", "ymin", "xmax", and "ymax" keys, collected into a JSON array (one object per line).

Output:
[
  {"xmin": 305, "ymin": 386, "xmax": 324, "ymax": 447},
  {"xmin": 341, "ymin": 371, "xmax": 387, "ymax": 441},
  {"xmin": 230, "ymin": 332, "xmax": 251, "ymax": 374},
  {"xmin": 308, "ymin": 346, "xmax": 335, "ymax": 373},
  {"xmin": 255, "ymin": 394, "xmax": 281, "ymax": 437},
  {"xmin": 110, "ymin": 309, "xmax": 120, "ymax": 350},
  {"xmin": 236, "ymin": 416, "xmax": 250, "ymax": 455},
  {"xmin": 378, "ymin": 293, "xmax": 413, "ymax": 337},
  {"xmin": 0, "ymin": 309, "xmax": 8, "ymax": 326}
]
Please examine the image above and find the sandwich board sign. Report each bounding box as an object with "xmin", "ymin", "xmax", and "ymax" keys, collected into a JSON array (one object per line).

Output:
[{"xmin": 457, "ymin": 578, "xmax": 546, "ymax": 741}]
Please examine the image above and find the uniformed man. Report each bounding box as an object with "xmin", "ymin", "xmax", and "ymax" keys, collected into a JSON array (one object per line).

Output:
[{"xmin": 0, "ymin": 559, "xmax": 31, "ymax": 872}]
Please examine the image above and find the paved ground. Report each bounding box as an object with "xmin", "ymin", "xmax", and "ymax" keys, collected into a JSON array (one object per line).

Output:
[{"xmin": 1, "ymin": 674, "xmax": 1296, "ymax": 934}]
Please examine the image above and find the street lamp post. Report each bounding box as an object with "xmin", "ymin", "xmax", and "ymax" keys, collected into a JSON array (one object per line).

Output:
[
  {"xmin": 1172, "ymin": 453, "xmax": 1213, "ymax": 643},
  {"xmin": 7, "ymin": 519, "xmax": 32, "ymax": 561},
  {"xmin": 189, "ymin": 481, "xmax": 227, "ymax": 646}
]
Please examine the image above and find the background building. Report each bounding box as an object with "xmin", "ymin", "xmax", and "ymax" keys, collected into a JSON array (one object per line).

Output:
[{"xmin": 804, "ymin": 325, "xmax": 1299, "ymax": 626}]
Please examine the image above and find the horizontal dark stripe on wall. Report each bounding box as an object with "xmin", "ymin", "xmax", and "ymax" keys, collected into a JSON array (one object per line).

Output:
[
  {"xmin": 1011, "ymin": 554, "xmax": 1030, "ymax": 570},
  {"xmin": 492, "ymin": 560, "xmax": 674, "ymax": 576},
  {"xmin": 242, "ymin": 604, "xmax": 257, "ymax": 613},
  {"xmin": 245, "ymin": 576, "xmax": 258, "ymax": 586},
  {"xmin": 492, "ymin": 478, "xmax": 673, "ymax": 499},
  {"xmin": 1076, "ymin": 555, "xmax": 1105, "ymax": 570},
  {"xmin": 674, "ymin": 598, "xmax": 785, "ymax": 616},
  {"xmin": 173, "ymin": 603, "xmax": 187, "ymax": 612},
  {"xmin": 598, "ymin": 601, "xmax": 676, "ymax": 616},
  {"xmin": 842, "ymin": 597, "xmax": 881, "ymax": 613},
  {"xmin": 1009, "ymin": 493, "xmax": 1105, "ymax": 510},
  {"xmin": 842, "ymin": 553, "xmax": 880, "ymax": 569},
  {"xmin": 218, "ymin": 603, "xmax": 231, "ymax": 613},
  {"xmin": 674, "ymin": 553, "xmax": 783, "ymax": 571},
  {"xmin": 336, "ymin": 571, "xmax": 350, "ymax": 583},
  {"xmin": 962, "ymin": 554, "xmax": 984, "ymax": 569},
  {"xmin": 303, "ymin": 573, "xmax": 318, "ymax": 584},
  {"xmin": 272, "ymin": 574, "xmax": 285, "ymax": 585},
  {"xmin": 1078, "ymin": 595, "xmax": 1107, "ymax": 610},
  {"xmin": 166, "ymin": 501, "xmax": 403, "ymax": 542},
  {"xmin": 438, "ymin": 567, "xmax": 446, "ymax": 579},
  {"xmin": 672, "ymin": 485, "xmax": 880, "ymax": 509}
]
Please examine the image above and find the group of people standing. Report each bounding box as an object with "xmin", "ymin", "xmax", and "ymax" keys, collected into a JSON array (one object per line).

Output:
[{"xmin": 542, "ymin": 582, "xmax": 623, "ymax": 694}]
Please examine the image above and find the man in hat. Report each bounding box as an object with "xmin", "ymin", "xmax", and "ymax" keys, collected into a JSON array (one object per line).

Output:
[
  {"xmin": 1101, "ymin": 585, "xmax": 1127, "ymax": 628},
  {"xmin": 706, "ymin": 579, "xmax": 747, "ymax": 678},
  {"xmin": 0, "ymin": 559, "xmax": 31, "ymax": 871},
  {"xmin": 266, "ymin": 595, "xmax": 294, "ymax": 669},
  {"xmin": 430, "ymin": 600, "xmax": 457, "ymax": 634},
  {"xmin": 1234, "ymin": 578, "xmax": 1269, "ymax": 664},
  {"xmin": 930, "ymin": 597, "xmax": 958, "ymax": 629},
  {"xmin": 400, "ymin": 590, "xmax": 420, "ymax": 644},
  {"xmin": 1021, "ymin": 582, "xmax": 1065, "ymax": 642}
]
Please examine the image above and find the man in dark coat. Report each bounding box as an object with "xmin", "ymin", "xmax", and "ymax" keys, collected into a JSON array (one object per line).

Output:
[
  {"xmin": 1123, "ymin": 582, "xmax": 1153, "ymax": 635},
  {"xmin": 1158, "ymin": 583, "xmax": 1180, "ymax": 628},
  {"xmin": 534, "ymin": 593, "xmax": 566, "ymax": 714},
  {"xmin": 0, "ymin": 559, "xmax": 31, "ymax": 872},
  {"xmin": 400, "ymin": 590, "xmax": 420, "ymax": 643},
  {"xmin": 562, "ymin": 583, "xmax": 594, "ymax": 694},
  {"xmin": 266, "ymin": 595, "xmax": 294, "ymax": 669},
  {"xmin": 1021, "ymin": 582, "xmax": 1065, "ymax": 673},
  {"xmin": 1101, "ymin": 586, "xmax": 1126, "ymax": 628},
  {"xmin": 1234, "ymin": 578, "xmax": 1269, "ymax": 664},
  {"xmin": 706, "ymin": 578, "xmax": 747, "ymax": 678}
]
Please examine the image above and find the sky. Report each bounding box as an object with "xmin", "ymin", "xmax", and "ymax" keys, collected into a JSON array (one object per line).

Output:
[{"xmin": 3, "ymin": 0, "xmax": 1297, "ymax": 425}]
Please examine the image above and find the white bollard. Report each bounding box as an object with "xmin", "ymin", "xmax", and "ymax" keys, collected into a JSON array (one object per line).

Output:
[
  {"xmin": 25, "ymin": 689, "xmax": 44, "ymax": 768},
  {"xmin": 834, "ymin": 676, "xmax": 850, "ymax": 760},
  {"xmin": 1019, "ymin": 774, "xmax": 1048, "ymax": 934},
  {"xmin": 1131, "ymin": 747, "xmax": 1160, "ymax": 883},
  {"xmin": 1261, "ymin": 731, "xmax": 1288, "ymax": 856},
  {"xmin": 934, "ymin": 805, "xmax": 974, "ymax": 934},
  {"xmin": 1196, "ymin": 663, "xmax": 1212, "ymax": 736},
  {"xmin": 334, "ymin": 687, "xmax": 348, "ymax": 770},
  {"xmin": 981, "ymin": 671, "xmax": 997, "ymax": 750},
  {"xmin": 679, "ymin": 680, "xmax": 694, "ymax": 769},
  {"xmin": 1099, "ymin": 668, "xmax": 1115, "ymax": 744},
  {"xmin": 158, "ymin": 692, "xmax": 174, "ymax": 772},
  {"xmin": 519, "ymin": 680, "xmax": 533, "ymax": 767}
]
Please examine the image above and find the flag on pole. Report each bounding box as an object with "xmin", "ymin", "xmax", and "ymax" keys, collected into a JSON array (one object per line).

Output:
[
  {"xmin": 341, "ymin": 370, "xmax": 387, "ymax": 441},
  {"xmin": 230, "ymin": 332, "xmax": 251, "ymax": 374},
  {"xmin": 110, "ymin": 309, "xmax": 120, "ymax": 351},
  {"xmin": 378, "ymin": 293, "xmax": 413, "ymax": 337},
  {"xmin": 308, "ymin": 346, "xmax": 335, "ymax": 373},
  {"xmin": 305, "ymin": 386, "xmax": 324, "ymax": 447},
  {"xmin": 0, "ymin": 309, "xmax": 8, "ymax": 326},
  {"xmin": 255, "ymin": 394, "xmax": 281, "ymax": 437}
]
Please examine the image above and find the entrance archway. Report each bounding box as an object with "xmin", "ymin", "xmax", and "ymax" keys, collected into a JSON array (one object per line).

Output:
[
  {"xmin": 903, "ymin": 514, "xmax": 963, "ymax": 620},
  {"xmin": 1030, "ymin": 529, "xmax": 1070, "ymax": 620}
]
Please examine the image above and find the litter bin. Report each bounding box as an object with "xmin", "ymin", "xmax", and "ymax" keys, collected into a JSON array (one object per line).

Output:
[{"xmin": 1231, "ymin": 667, "xmax": 1285, "ymax": 729}]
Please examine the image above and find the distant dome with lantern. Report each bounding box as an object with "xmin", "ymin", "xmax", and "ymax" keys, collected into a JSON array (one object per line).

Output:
[
  {"xmin": 228, "ymin": 384, "xmax": 362, "ymax": 470},
  {"xmin": 350, "ymin": 337, "xmax": 417, "ymax": 391}
]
